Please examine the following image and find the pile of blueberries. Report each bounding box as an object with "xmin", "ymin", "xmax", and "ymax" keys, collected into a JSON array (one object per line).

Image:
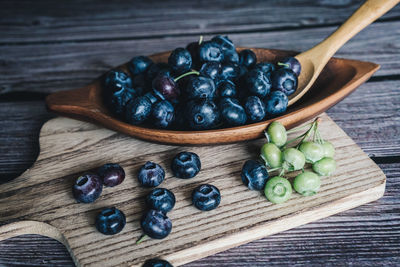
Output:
[
  {"xmin": 103, "ymin": 35, "xmax": 301, "ymax": 130},
  {"xmin": 71, "ymin": 151, "xmax": 221, "ymax": 244}
]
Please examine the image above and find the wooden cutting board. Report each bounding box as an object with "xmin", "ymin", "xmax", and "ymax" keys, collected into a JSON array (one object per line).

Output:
[{"xmin": 0, "ymin": 113, "xmax": 385, "ymax": 267}]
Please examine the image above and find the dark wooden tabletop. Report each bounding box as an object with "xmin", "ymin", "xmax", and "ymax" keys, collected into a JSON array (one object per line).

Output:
[{"xmin": 1, "ymin": 0, "xmax": 399, "ymax": 266}]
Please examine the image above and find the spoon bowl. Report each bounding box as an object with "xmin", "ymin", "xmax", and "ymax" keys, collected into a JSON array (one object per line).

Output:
[{"xmin": 46, "ymin": 47, "xmax": 378, "ymax": 145}]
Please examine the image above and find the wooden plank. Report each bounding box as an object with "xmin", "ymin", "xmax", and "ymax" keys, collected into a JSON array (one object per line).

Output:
[
  {"xmin": 2, "ymin": 20, "xmax": 400, "ymax": 95},
  {"xmin": 0, "ymin": 0, "xmax": 399, "ymax": 44},
  {"xmin": 0, "ymin": 113, "xmax": 386, "ymax": 266},
  {"xmin": 0, "ymin": 163, "xmax": 397, "ymax": 266}
]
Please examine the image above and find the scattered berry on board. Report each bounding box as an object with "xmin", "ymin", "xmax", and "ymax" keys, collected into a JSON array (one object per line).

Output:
[{"xmin": 102, "ymin": 35, "xmax": 301, "ymax": 130}]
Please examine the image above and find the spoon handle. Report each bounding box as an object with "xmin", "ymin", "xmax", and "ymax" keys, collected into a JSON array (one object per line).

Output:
[{"xmin": 302, "ymin": 0, "xmax": 399, "ymax": 63}]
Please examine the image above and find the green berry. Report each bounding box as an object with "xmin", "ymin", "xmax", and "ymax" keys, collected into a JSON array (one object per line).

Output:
[
  {"xmin": 264, "ymin": 176, "xmax": 292, "ymax": 204},
  {"xmin": 312, "ymin": 157, "xmax": 336, "ymax": 176},
  {"xmin": 293, "ymin": 171, "xmax": 321, "ymax": 196},
  {"xmin": 282, "ymin": 148, "xmax": 305, "ymax": 171},
  {"xmin": 260, "ymin": 143, "xmax": 283, "ymax": 168},
  {"xmin": 321, "ymin": 141, "xmax": 335, "ymax": 158},
  {"xmin": 266, "ymin": 121, "xmax": 287, "ymax": 147},
  {"xmin": 299, "ymin": 141, "xmax": 324, "ymax": 163}
]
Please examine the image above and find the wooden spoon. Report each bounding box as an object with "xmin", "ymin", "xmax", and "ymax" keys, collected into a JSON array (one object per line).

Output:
[{"xmin": 289, "ymin": 0, "xmax": 399, "ymax": 106}]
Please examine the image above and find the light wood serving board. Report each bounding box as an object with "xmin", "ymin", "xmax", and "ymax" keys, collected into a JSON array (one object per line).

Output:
[{"xmin": 0, "ymin": 113, "xmax": 385, "ymax": 267}]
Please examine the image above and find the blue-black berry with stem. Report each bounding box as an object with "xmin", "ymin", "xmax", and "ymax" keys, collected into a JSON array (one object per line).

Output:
[
  {"xmin": 168, "ymin": 48, "xmax": 192, "ymax": 75},
  {"xmin": 241, "ymin": 160, "xmax": 269, "ymax": 190},
  {"xmin": 138, "ymin": 161, "xmax": 165, "ymax": 187},
  {"xmin": 146, "ymin": 188, "xmax": 176, "ymax": 214},
  {"xmin": 244, "ymin": 95, "xmax": 266, "ymax": 123},
  {"xmin": 239, "ymin": 49, "xmax": 257, "ymax": 69},
  {"xmin": 185, "ymin": 99, "xmax": 220, "ymax": 130},
  {"xmin": 129, "ymin": 56, "xmax": 153, "ymax": 76},
  {"xmin": 272, "ymin": 68, "xmax": 298, "ymax": 96},
  {"xmin": 171, "ymin": 151, "xmax": 201, "ymax": 179},
  {"xmin": 199, "ymin": 41, "xmax": 224, "ymax": 63},
  {"xmin": 72, "ymin": 173, "xmax": 103, "ymax": 203},
  {"xmin": 95, "ymin": 207, "xmax": 126, "ymax": 235},
  {"xmin": 192, "ymin": 184, "xmax": 221, "ymax": 211},
  {"xmin": 219, "ymin": 97, "xmax": 247, "ymax": 126},
  {"xmin": 97, "ymin": 163, "xmax": 125, "ymax": 187},
  {"xmin": 151, "ymin": 100, "xmax": 175, "ymax": 128},
  {"xmin": 242, "ymin": 69, "xmax": 272, "ymax": 98},
  {"xmin": 125, "ymin": 96, "xmax": 152, "ymax": 125},
  {"xmin": 140, "ymin": 209, "xmax": 172, "ymax": 239},
  {"xmin": 264, "ymin": 91, "xmax": 288, "ymax": 116}
]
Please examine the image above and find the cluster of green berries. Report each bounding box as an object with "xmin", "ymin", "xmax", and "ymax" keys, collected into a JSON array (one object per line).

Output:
[{"xmin": 260, "ymin": 118, "xmax": 336, "ymax": 204}]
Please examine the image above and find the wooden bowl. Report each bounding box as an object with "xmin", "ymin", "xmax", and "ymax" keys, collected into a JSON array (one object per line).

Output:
[{"xmin": 46, "ymin": 47, "xmax": 379, "ymax": 145}]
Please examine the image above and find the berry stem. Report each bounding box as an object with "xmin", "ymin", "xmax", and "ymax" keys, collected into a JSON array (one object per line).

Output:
[
  {"xmin": 277, "ymin": 62, "xmax": 290, "ymax": 68},
  {"xmin": 286, "ymin": 122, "xmax": 313, "ymax": 134},
  {"xmin": 136, "ymin": 234, "xmax": 147, "ymax": 244},
  {"xmin": 268, "ymin": 167, "xmax": 281, "ymax": 172},
  {"xmin": 198, "ymin": 35, "xmax": 204, "ymax": 45},
  {"xmin": 174, "ymin": 71, "xmax": 200, "ymax": 82}
]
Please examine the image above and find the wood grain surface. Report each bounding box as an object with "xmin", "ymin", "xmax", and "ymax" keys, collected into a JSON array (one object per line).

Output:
[
  {"xmin": 1, "ymin": 0, "xmax": 399, "ymax": 266},
  {"xmin": 0, "ymin": 113, "xmax": 386, "ymax": 266}
]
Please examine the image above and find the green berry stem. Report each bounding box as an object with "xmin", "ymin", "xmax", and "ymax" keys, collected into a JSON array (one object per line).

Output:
[
  {"xmin": 198, "ymin": 35, "xmax": 203, "ymax": 45},
  {"xmin": 286, "ymin": 122, "xmax": 314, "ymax": 134},
  {"xmin": 136, "ymin": 234, "xmax": 147, "ymax": 244},
  {"xmin": 279, "ymin": 169, "xmax": 285, "ymax": 177},
  {"xmin": 174, "ymin": 70, "xmax": 200, "ymax": 82},
  {"xmin": 267, "ymin": 167, "xmax": 282, "ymax": 172},
  {"xmin": 277, "ymin": 62, "xmax": 290, "ymax": 68}
]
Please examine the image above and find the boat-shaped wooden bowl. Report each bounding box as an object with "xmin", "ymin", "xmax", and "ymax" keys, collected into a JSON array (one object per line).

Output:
[{"xmin": 46, "ymin": 47, "xmax": 379, "ymax": 145}]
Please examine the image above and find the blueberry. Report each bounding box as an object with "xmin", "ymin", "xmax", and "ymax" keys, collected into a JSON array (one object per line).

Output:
[
  {"xmin": 239, "ymin": 49, "xmax": 257, "ymax": 69},
  {"xmin": 211, "ymin": 35, "xmax": 235, "ymax": 54},
  {"xmin": 199, "ymin": 41, "xmax": 224, "ymax": 63},
  {"xmin": 199, "ymin": 62, "xmax": 221, "ymax": 81},
  {"xmin": 72, "ymin": 173, "xmax": 103, "ymax": 203},
  {"xmin": 241, "ymin": 160, "xmax": 269, "ymax": 190},
  {"xmin": 264, "ymin": 91, "xmax": 288, "ymax": 116},
  {"xmin": 168, "ymin": 48, "xmax": 192, "ymax": 75},
  {"xmin": 278, "ymin": 57, "xmax": 301, "ymax": 76},
  {"xmin": 186, "ymin": 41, "xmax": 200, "ymax": 69},
  {"xmin": 184, "ymin": 76, "xmax": 216, "ymax": 100},
  {"xmin": 125, "ymin": 96, "xmax": 152, "ymax": 125},
  {"xmin": 253, "ymin": 62, "xmax": 275, "ymax": 74},
  {"xmin": 242, "ymin": 69, "xmax": 272, "ymax": 98},
  {"xmin": 143, "ymin": 259, "xmax": 173, "ymax": 267},
  {"xmin": 271, "ymin": 68, "xmax": 298, "ymax": 96},
  {"xmin": 103, "ymin": 70, "xmax": 133, "ymax": 94},
  {"xmin": 171, "ymin": 151, "xmax": 201, "ymax": 179},
  {"xmin": 219, "ymin": 63, "xmax": 239, "ymax": 81},
  {"xmin": 138, "ymin": 161, "xmax": 165, "ymax": 187},
  {"xmin": 97, "ymin": 163, "xmax": 125, "ymax": 187},
  {"xmin": 141, "ymin": 209, "xmax": 172, "ymax": 239},
  {"xmin": 95, "ymin": 207, "xmax": 126, "ymax": 235},
  {"xmin": 146, "ymin": 63, "xmax": 171, "ymax": 82},
  {"xmin": 224, "ymin": 50, "xmax": 239, "ymax": 64},
  {"xmin": 219, "ymin": 97, "xmax": 247, "ymax": 126},
  {"xmin": 185, "ymin": 99, "xmax": 220, "ymax": 130},
  {"xmin": 151, "ymin": 100, "xmax": 175, "ymax": 128},
  {"xmin": 152, "ymin": 74, "xmax": 180, "ymax": 101},
  {"xmin": 218, "ymin": 80, "xmax": 236, "ymax": 98},
  {"xmin": 146, "ymin": 188, "xmax": 176, "ymax": 214},
  {"xmin": 129, "ymin": 56, "xmax": 153, "ymax": 76},
  {"xmin": 108, "ymin": 86, "xmax": 136, "ymax": 118},
  {"xmin": 192, "ymin": 184, "xmax": 221, "ymax": 211},
  {"xmin": 244, "ymin": 95, "xmax": 266, "ymax": 123}
]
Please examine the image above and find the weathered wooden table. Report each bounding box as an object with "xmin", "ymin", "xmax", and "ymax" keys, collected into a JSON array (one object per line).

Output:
[{"xmin": 0, "ymin": 0, "xmax": 399, "ymax": 266}]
